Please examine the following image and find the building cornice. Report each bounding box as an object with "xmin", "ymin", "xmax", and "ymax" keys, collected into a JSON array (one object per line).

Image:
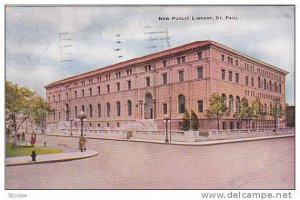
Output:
[{"xmin": 45, "ymin": 40, "xmax": 289, "ymax": 89}]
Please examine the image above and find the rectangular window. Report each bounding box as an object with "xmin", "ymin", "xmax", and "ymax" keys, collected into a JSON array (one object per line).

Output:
[
  {"xmin": 116, "ymin": 82, "xmax": 120, "ymax": 91},
  {"xmin": 177, "ymin": 56, "xmax": 185, "ymax": 64},
  {"xmin": 236, "ymin": 60, "xmax": 239, "ymax": 66},
  {"xmin": 198, "ymin": 100, "xmax": 203, "ymax": 112},
  {"xmin": 82, "ymin": 89, "xmax": 85, "ymax": 97},
  {"xmin": 89, "ymin": 88, "xmax": 92, "ymax": 96},
  {"xmin": 146, "ymin": 77, "xmax": 150, "ymax": 87},
  {"xmin": 231, "ymin": 58, "xmax": 233, "ymax": 64},
  {"xmin": 162, "ymin": 73, "xmax": 168, "ymax": 84},
  {"xmin": 235, "ymin": 73, "xmax": 239, "ymax": 83},
  {"xmin": 181, "ymin": 56, "xmax": 185, "ymax": 63},
  {"xmin": 197, "ymin": 67, "xmax": 203, "ymax": 79},
  {"xmin": 107, "ymin": 85, "xmax": 110, "ymax": 93},
  {"xmin": 163, "ymin": 103, "xmax": 168, "ymax": 114},
  {"xmin": 97, "ymin": 86, "xmax": 100, "ymax": 94},
  {"xmin": 245, "ymin": 76, "xmax": 249, "ymax": 85},
  {"xmin": 222, "ymin": 69, "xmax": 225, "ymax": 80},
  {"xmin": 75, "ymin": 91, "xmax": 77, "ymax": 98},
  {"xmin": 127, "ymin": 80, "xmax": 132, "ymax": 90},
  {"xmin": 221, "ymin": 55, "xmax": 225, "ymax": 61},
  {"xmin": 197, "ymin": 52, "xmax": 202, "ymax": 60},
  {"xmin": 145, "ymin": 65, "xmax": 151, "ymax": 72},
  {"xmin": 116, "ymin": 72, "xmax": 121, "ymax": 78},
  {"xmin": 179, "ymin": 70, "xmax": 184, "ymax": 82},
  {"xmin": 126, "ymin": 69, "xmax": 132, "ymax": 75},
  {"xmin": 251, "ymin": 77, "xmax": 254, "ymax": 87},
  {"xmin": 227, "ymin": 57, "xmax": 230, "ymax": 63},
  {"xmin": 229, "ymin": 71, "xmax": 232, "ymax": 81},
  {"xmin": 163, "ymin": 60, "xmax": 167, "ymax": 67}
]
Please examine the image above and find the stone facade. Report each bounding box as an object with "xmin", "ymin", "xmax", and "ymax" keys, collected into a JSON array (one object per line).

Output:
[{"xmin": 45, "ymin": 40, "xmax": 288, "ymax": 132}]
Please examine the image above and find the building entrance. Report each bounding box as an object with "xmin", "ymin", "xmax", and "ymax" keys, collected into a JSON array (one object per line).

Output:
[{"xmin": 144, "ymin": 93, "xmax": 153, "ymax": 119}]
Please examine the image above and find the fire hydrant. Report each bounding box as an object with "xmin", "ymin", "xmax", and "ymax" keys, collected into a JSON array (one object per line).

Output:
[{"xmin": 31, "ymin": 150, "xmax": 37, "ymax": 161}]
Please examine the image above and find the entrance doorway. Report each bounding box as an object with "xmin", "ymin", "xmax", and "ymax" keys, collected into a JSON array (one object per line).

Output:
[{"xmin": 144, "ymin": 93, "xmax": 153, "ymax": 119}]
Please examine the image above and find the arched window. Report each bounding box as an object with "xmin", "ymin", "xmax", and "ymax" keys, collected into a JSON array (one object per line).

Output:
[
  {"xmin": 81, "ymin": 105, "xmax": 85, "ymax": 113},
  {"xmin": 258, "ymin": 77, "xmax": 261, "ymax": 88},
  {"xmin": 75, "ymin": 106, "xmax": 78, "ymax": 118},
  {"xmin": 127, "ymin": 100, "xmax": 132, "ymax": 116},
  {"xmin": 274, "ymin": 82, "xmax": 277, "ymax": 92},
  {"xmin": 270, "ymin": 103, "xmax": 273, "ymax": 116},
  {"xmin": 269, "ymin": 80, "xmax": 272, "ymax": 91},
  {"xmin": 221, "ymin": 93, "xmax": 227, "ymax": 107},
  {"xmin": 236, "ymin": 96, "xmax": 240, "ymax": 112},
  {"xmin": 97, "ymin": 104, "xmax": 101, "ymax": 118},
  {"xmin": 178, "ymin": 95, "xmax": 185, "ymax": 113},
  {"xmin": 107, "ymin": 103, "xmax": 111, "ymax": 117},
  {"xmin": 116, "ymin": 101, "xmax": 121, "ymax": 116},
  {"xmin": 229, "ymin": 95, "xmax": 234, "ymax": 113},
  {"xmin": 264, "ymin": 79, "xmax": 267, "ymax": 90}
]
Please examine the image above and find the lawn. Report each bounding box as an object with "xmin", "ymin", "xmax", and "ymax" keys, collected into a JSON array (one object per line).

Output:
[{"xmin": 6, "ymin": 142, "xmax": 64, "ymax": 157}]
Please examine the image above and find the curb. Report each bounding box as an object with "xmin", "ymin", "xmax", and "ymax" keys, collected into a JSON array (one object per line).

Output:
[
  {"xmin": 45, "ymin": 133, "xmax": 295, "ymax": 146},
  {"xmin": 6, "ymin": 150, "xmax": 99, "ymax": 166}
]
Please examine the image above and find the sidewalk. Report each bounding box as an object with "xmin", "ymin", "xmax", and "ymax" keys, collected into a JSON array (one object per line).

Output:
[
  {"xmin": 6, "ymin": 150, "xmax": 98, "ymax": 166},
  {"xmin": 47, "ymin": 132, "xmax": 295, "ymax": 146}
]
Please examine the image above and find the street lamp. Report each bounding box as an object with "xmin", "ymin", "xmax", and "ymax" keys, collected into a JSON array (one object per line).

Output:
[
  {"xmin": 164, "ymin": 115, "xmax": 170, "ymax": 143},
  {"xmin": 77, "ymin": 111, "xmax": 87, "ymax": 137},
  {"xmin": 70, "ymin": 118, "xmax": 74, "ymax": 136}
]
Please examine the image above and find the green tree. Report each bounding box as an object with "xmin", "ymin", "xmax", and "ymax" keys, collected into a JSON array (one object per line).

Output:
[
  {"xmin": 190, "ymin": 110, "xmax": 200, "ymax": 130},
  {"xmin": 251, "ymin": 98, "xmax": 263, "ymax": 130},
  {"xmin": 6, "ymin": 80, "xmax": 53, "ymax": 146},
  {"xmin": 6, "ymin": 81, "xmax": 34, "ymax": 146},
  {"xmin": 31, "ymin": 95, "xmax": 53, "ymax": 132},
  {"xmin": 233, "ymin": 97, "xmax": 253, "ymax": 129},
  {"xmin": 181, "ymin": 109, "xmax": 190, "ymax": 131},
  {"xmin": 271, "ymin": 99, "xmax": 284, "ymax": 131},
  {"xmin": 205, "ymin": 93, "xmax": 227, "ymax": 130}
]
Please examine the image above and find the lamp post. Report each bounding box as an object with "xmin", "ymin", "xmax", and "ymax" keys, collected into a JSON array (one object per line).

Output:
[
  {"xmin": 77, "ymin": 112, "xmax": 87, "ymax": 137},
  {"xmin": 70, "ymin": 118, "xmax": 74, "ymax": 136},
  {"xmin": 164, "ymin": 115, "xmax": 170, "ymax": 143}
]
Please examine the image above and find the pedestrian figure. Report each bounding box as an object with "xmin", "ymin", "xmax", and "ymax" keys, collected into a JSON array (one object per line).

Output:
[
  {"xmin": 30, "ymin": 132, "xmax": 36, "ymax": 147},
  {"xmin": 79, "ymin": 134, "xmax": 87, "ymax": 152},
  {"xmin": 21, "ymin": 132, "xmax": 26, "ymax": 143}
]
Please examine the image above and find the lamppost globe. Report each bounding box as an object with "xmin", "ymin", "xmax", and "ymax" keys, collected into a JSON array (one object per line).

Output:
[{"xmin": 77, "ymin": 111, "xmax": 87, "ymax": 137}]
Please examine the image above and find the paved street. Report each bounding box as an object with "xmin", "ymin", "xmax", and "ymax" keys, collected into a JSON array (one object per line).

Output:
[{"xmin": 5, "ymin": 135, "xmax": 294, "ymax": 189}]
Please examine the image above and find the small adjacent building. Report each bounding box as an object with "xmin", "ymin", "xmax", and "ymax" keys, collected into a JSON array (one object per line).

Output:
[{"xmin": 45, "ymin": 40, "xmax": 288, "ymax": 132}]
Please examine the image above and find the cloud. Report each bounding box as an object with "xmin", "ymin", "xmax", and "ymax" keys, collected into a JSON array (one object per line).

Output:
[{"xmin": 5, "ymin": 6, "xmax": 295, "ymax": 105}]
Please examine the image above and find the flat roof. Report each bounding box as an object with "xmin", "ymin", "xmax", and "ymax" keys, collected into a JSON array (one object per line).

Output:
[{"xmin": 45, "ymin": 40, "xmax": 289, "ymax": 88}]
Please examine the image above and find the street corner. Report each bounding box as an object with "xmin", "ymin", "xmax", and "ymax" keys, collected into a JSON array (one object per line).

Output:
[{"xmin": 6, "ymin": 150, "xmax": 99, "ymax": 166}]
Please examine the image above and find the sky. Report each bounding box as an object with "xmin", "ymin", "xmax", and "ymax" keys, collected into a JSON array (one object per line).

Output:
[{"xmin": 5, "ymin": 5, "xmax": 295, "ymax": 105}]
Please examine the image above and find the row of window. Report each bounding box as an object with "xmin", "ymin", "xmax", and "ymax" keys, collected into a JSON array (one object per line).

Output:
[
  {"xmin": 49, "ymin": 67, "xmax": 205, "ymax": 102},
  {"xmin": 71, "ymin": 51, "xmax": 204, "ymax": 90},
  {"xmin": 221, "ymin": 93, "xmax": 280, "ymax": 116},
  {"xmin": 221, "ymin": 52, "xmax": 283, "ymax": 83},
  {"xmin": 178, "ymin": 95, "xmax": 204, "ymax": 113},
  {"xmin": 221, "ymin": 69, "xmax": 282, "ymax": 93},
  {"xmin": 221, "ymin": 69, "xmax": 239, "ymax": 83},
  {"xmin": 221, "ymin": 54, "xmax": 239, "ymax": 66}
]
